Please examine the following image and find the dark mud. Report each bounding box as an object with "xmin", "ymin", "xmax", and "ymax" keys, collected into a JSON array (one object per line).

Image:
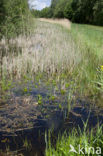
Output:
[{"xmin": 0, "ymin": 81, "xmax": 103, "ymax": 156}]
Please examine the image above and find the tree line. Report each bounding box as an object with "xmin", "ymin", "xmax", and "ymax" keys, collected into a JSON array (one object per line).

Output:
[
  {"xmin": 0, "ymin": 0, "xmax": 31, "ymax": 39},
  {"xmin": 31, "ymin": 0, "xmax": 103, "ymax": 26}
]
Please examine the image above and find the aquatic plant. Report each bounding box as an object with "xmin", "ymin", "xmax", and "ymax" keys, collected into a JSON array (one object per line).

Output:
[
  {"xmin": 49, "ymin": 95, "xmax": 56, "ymax": 102},
  {"xmin": 37, "ymin": 94, "xmax": 42, "ymax": 105},
  {"xmin": 23, "ymin": 138, "xmax": 32, "ymax": 150},
  {"xmin": 23, "ymin": 87, "xmax": 28, "ymax": 93}
]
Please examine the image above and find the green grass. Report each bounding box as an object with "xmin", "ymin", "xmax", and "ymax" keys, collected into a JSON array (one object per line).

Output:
[
  {"xmin": 69, "ymin": 23, "xmax": 103, "ymax": 97},
  {"xmin": 71, "ymin": 24, "xmax": 103, "ymax": 57},
  {"xmin": 46, "ymin": 124, "xmax": 103, "ymax": 156}
]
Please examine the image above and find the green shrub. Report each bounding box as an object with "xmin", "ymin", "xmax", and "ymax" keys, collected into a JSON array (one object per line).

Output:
[{"xmin": 0, "ymin": 0, "xmax": 31, "ymax": 39}]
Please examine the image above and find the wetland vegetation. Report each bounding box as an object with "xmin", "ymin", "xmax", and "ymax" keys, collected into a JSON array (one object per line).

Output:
[{"xmin": 0, "ymin": 0, "xmax": 103, "ymax": 156}]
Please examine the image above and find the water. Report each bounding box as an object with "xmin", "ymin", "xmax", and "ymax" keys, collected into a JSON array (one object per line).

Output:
[{"xmin": 0, "ymin": 81, "xmax": 103, "ymax": 156}]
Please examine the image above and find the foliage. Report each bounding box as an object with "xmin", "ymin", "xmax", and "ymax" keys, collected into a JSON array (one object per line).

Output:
[
  {"xmin": 40, "ymin": 7, "xmax": 53, "ymax": 18},
  {"xmin": 64, "ymin": 0, "xmax": 73, "ymax": 20},
  {"xmin": 31, "ymin": 9, "xmax": 41, "ymax": 18},
  {"xmin": 53, "ymin": 0, "xmax": 67, "ymax": 18},
  {"xmin": 0, "ymin": 0, "xmax": 5, "ymax": 24},
  {"xmin": 32, "ymin": 7, "xmax": 53, "ymax": 18},
  {"xmin": 36, "ymin": 0, "xmax": 103, "ymax": 26},
  {"xmin": 0, "ymin": 0, "xmax": 31, "ymax": 39},
  {"xmin": 93, "ymin": 0, "xmax": 103, "ymax": 25}
]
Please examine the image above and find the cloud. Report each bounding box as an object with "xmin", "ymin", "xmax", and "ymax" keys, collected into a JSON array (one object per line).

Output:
[{"xmin": 28, "ymin": 0, "xmax": 51, "ymax": 10}]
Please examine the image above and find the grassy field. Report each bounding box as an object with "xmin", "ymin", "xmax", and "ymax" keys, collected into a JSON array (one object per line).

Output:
[{"xmin": 71, "ymin": 24, "xmax": 103, "ymax": 57}]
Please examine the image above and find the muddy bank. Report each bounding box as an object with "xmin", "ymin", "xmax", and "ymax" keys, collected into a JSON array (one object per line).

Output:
[{"xmin": 0, "ymin": 105, "xmax": 103, "ymax": 156}]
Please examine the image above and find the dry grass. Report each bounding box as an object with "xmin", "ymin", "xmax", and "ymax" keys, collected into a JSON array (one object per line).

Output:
[
  {"xmin": 0, "ymin": 20, "xmax": 80, "ymax": 79},
  {"xmin": 39, "ymin": 18, "xmax": 71, "ymax": 30}
]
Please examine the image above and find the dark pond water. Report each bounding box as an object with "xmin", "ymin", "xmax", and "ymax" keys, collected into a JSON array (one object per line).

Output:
[{"xmin": 0, "ymin": 81, "xmax": 103, "ymax": 156}]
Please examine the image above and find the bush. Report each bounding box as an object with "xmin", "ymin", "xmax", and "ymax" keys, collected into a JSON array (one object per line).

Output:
[
  {"xmin": 0, "ymin": 0, "xmax": 31, "ymax": 39},
  {"xmin": 40, "ymin": 7, "xmax": 53, "ymax": 18}
]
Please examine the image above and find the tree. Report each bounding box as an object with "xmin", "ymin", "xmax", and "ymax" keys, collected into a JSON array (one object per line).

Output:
[
  {"xmin": 64, "ymin": 0, "xmax": 73, "ymax": 20},
  {"xmin": 34, "ymin": 0, "xmax": 103, "ymax": 26},
  {"xmin": 93, "ymin": 0, "xmax": 103, "ymax": 25},
  {"xmin": 0, "ymin": 0, "xmax": 6, "ymax": 38},
  {"xmin": 51, "ymin": 0, "xmax": 59, "ymax": 9},
  {"xmin": 0, "ymin": 0, "xmax": 5, "ymax": 24},
  {"xmin": 31, "ymin": 9, "xmax": 41, "ymax": 18},
  {"xmin": 40, "ymin": 7, "xmax": 52, "ymax": 18},
  {"xmin": 0, "ymin": 0, "xmax": 30, "ymax": 39},
  {"xmin": 54, "ymin": 0, "xmax": 68, "ymax": 18}
]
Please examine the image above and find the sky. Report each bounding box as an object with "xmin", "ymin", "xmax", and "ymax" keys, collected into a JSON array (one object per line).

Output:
[{"xmin": 28, "ymin": 0, "xmax": 51, "ymax": 10}]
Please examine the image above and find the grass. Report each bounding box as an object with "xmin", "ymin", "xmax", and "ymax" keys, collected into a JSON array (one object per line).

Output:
[
  {"xmin": 69, "ymin": 23, "xmax": 103, "ymax": 96},
  {"xmin": 0, "ymin": 20, "xmax": 80, "ymax": 80},
  {"xmin": 46, "ymin": 124, "xmax": 103, "ymax": 156}
]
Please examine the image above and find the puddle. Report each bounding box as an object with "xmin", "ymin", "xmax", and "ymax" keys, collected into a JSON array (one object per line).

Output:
[
  {"xmin": 29, "ymin": 42, "xmax": 43, "ymax": 52},
  {"xmin": 0, "ymin": 81, "xmax": 103, "ymax": 156}
]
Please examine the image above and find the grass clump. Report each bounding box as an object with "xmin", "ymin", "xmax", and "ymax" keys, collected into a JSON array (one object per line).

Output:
[
  {"xmin": 46, "ymin": 124, "xmax": 103, "ymax": 156},
  {"xmin": 0, "ymin": 21, "xmax": 80, "ymax": 81}
]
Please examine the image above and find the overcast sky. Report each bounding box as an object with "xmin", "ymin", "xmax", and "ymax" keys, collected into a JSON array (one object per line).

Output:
[{"xmin": 28, "ymin": 0, "xmax": 51, "ymax": 10}]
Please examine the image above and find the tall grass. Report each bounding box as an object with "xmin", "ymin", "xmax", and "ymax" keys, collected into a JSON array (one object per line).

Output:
[
  {"xmin": 69, "ymin": 23, "xmax": 103, "ymax": 96},
  {"xmin": 0, "ymin": 21, "xmax": 81, "ymax": 80}
]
